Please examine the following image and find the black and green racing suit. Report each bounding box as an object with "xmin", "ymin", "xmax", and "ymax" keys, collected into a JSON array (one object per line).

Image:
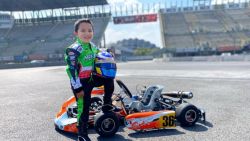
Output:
[{"xmin": 65, "ymin": 37, "xmax": 114, "ymax": 136}]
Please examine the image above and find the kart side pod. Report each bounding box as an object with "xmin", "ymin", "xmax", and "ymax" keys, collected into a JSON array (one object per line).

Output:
[
  {"xmin": 94, "ymin": 103, "xmax": 204, "ymax": 137},
  {"xmin": 94, "ymin": 110, "xmax": 176, "ymax": 137},
  {"xmin": 125, "ymin": 110, "xmax": 176, "ymax": 131}
]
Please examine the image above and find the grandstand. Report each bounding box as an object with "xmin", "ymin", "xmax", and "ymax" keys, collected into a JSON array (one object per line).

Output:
[
  {"xmin": 2, "ymin": 0, "xmax": 250, "ymax": 62},
  {"xmin": 0, "ymin": 0, "xmax": 110, "ymax": 62},
  {"xmin": 159, "ymin": 2, "xmax": 250, "ymax": 55},
  {"xmin": 1, "ymin": 16, "xmax": 110, "ymax": 56}
]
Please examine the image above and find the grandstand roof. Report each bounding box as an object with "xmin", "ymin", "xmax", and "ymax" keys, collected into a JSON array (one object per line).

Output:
[{"xmin": 0, "ymin": 0, "xmax": 108, "ymax": 11}]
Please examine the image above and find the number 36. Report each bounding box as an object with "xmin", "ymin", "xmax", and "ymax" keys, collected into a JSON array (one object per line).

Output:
[{"xmin": 162, "ymin": 115, "xmax": 175, "ymax": 127}]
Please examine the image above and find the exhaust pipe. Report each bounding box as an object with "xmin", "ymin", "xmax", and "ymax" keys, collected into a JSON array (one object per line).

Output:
[{"xmin": 162, "ymin": 91, "xmax": 193, "ymax": 99}]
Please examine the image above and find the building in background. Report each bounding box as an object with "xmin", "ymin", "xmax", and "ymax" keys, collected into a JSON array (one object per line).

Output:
[{"xmin": 107, "ymin": 38, "xmax": 159, "ymax": 61}]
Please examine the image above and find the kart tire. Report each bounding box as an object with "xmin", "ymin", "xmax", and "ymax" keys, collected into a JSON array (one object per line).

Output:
[
  {"xmin": 94, "ymin": 112, "xmax": 120, "ymax": 137},
  {"xmin": 119, "ymin": 116, "xmax": 126, "ymax": 126},
  {"xmin": 54, "ymin": 124, "xmax": 60, "ymax": 131},
  {"xmin": 90, "ymin": 97, "xmax": 103, "ymax": 111},
  {"xmin": 176, "ymin": 103, "xmax": 199, "ymax": 127}
]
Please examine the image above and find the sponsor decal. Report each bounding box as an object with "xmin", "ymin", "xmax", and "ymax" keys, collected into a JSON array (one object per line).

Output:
[
  {"xmin": 77, "ymin": 46, "xmax": 83, "ymax": 52},
  {"xmin": 80, "ymin": 66, "xmax": 92, "ymax": 71},
  {"xmin": 84, "ymin": 54, "xmax": 94, "ymax": 60},
  {"xmin": 126, "ymin": 111, "xmax": 176, "ymax": 129},
  {"xmin": 70, "ymin": 78, "xmax": 81, "ymax": 89},
  {"xmin": 68, "ymin": 52, "xmax": 75, "ymax": 55},
  {"xmin": 126, "ymin": 113, "xmax": 162, "ymax": 128},
  {"xmin": 69, "ymin": 56, "xmax": 75, "ymax": 60},
  {"xmin": 71, "ymin": 43, "xmax": 83, "ymax": 53},
  {"xmin": 113, "ymin": 14, "xmax": 157, "ymax": 24},
  {"xmin": 71, "ymin": 61, "xmax": 76, "ymax": 66},
  {"xmin": 71, "ymin": 43, "xmax": 80, "ymax": 49}
]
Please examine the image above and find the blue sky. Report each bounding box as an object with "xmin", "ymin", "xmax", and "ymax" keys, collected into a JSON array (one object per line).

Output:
[
  {"xmin": 105, "ymin": 20, "xmax": 162, "ymax": 47},
  {"xmin": 106, "ymin": 0, "xmax": 166, "ymax": 48},
  {"xmin": 105, "ymin": 0, "xmax": 243, "ymax": 48}
]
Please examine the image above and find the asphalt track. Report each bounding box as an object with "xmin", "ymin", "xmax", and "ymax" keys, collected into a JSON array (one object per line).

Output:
[{"xmin": 0, "ymin": 61, "xmax": 250, "ymax": 141}]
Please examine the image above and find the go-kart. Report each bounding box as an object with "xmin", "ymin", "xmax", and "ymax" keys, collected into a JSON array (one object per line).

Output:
[
  {"xmin": 54, "ymin": 79, "xmax": 206, "ymax": 137},
  {"xmin": 54, "ymin": 87, "xmax": 104, "ymax": 133}
]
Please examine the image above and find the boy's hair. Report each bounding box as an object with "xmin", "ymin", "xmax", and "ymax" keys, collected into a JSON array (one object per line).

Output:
[{"xmin": 74, "ymin": 19, "xmax": 93, "ymax": 32}]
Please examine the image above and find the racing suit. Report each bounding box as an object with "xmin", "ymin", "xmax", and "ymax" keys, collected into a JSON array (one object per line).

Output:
[{"xmin": 65, "ymin": 37, "xmax": 114, "ymax": 136}]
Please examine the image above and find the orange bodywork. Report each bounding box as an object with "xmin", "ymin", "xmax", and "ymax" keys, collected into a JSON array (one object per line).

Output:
[
  {"xmin": 56, "ymin": 87, "xmax": 104, "ymax": 118},
  {"xmin": 125, "ymin": 110, "xmax": 176, "ymax": 130},
  {"xmin": 55, "ymin": 87, "xmax": 104, "ymax": 133},
  {"xmin": 126, "ymin": 111, "xmax": 162, "ymax": 119},
  {"xmin": 64, "ymin": 123, "xmax": 78, "ymax": 133},
  {"xmin": 56, "ymin": 96, "xmax": 76, "ymax": 118},
  {"xmin": 91, "ymin": 86, "xmax": 105, "ymax": 95}
]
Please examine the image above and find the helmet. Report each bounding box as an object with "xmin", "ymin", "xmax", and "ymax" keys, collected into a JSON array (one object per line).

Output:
[{"xmin": 94, "ymin": 50, "xmax": 116, "ymax": 78}]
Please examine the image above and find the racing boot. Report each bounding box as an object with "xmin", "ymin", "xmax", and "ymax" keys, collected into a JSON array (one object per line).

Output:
[
  {"xmin": 77, "ymin": 124, "xmax": 90, "ymax": 141},
  {"xmin": 77, "ymin": 135, "xmax": 91, "ymax": 141},
  {"xmin": 102, "ymin": 96, "xmax": 115, "ymax": 113},
  {"xmin": 101, "ymin": 104, "xmax": 115, "ymax": 113}
]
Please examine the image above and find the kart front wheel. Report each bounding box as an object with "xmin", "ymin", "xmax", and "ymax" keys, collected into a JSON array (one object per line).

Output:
[
  {"xmin": 94, "ymin": 112, "xmax": 120, "ymax": 137},
  {"xmin": 176, "ymin": 103, "xmax": 199, "ymax": 127}
]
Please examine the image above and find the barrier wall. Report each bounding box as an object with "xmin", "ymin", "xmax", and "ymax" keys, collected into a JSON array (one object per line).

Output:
[
  {"xmin": 0, "ymin": 61, "xmax": 65, "ymax": 69},
  {"xmin": 168, "ymin": 55, "xmax": 250, "ymax": 62}
]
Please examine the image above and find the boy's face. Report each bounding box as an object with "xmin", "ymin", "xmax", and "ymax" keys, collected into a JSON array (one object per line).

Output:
[{"xmin": 75, "ymin": 22, "xmax": 93, "ymax": 43}]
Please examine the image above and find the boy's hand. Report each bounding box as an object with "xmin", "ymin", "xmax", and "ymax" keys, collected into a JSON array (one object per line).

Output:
[{"xmin": 76, "ymin": 90, "xmax": 84, "ymax": 98}]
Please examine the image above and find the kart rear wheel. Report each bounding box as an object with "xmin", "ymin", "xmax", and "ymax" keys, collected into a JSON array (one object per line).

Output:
[
  {"xmin": 176, "ymin": 103, "xmax": 199, "ymax": 127},
  {"xmin": 94, "ymin": 112, "xmax": 120, "ymax": 137}
]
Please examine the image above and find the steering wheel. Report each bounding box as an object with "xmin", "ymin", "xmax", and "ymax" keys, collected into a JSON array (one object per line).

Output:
[{"xmin": 116, "ymin": 79, "xmax": 132, "ymax": 98}]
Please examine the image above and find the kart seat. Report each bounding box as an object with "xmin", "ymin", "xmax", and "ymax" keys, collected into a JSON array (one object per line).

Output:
[
  {"xmin": 141, "ymin": 86, "xmax": 158, "ymax": 105},
  {"xmin": 128, "ymin": 85, "xmax": 164, "ymax": 111}
]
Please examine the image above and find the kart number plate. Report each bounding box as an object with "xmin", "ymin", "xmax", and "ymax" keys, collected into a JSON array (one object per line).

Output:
[{"xmin": 161, "ymin": 114, "xmax": 176, "ymax": 128}]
